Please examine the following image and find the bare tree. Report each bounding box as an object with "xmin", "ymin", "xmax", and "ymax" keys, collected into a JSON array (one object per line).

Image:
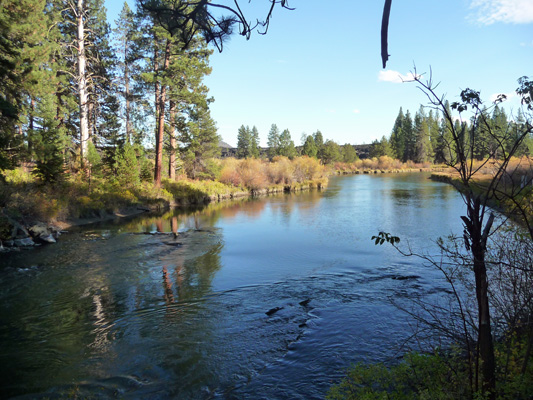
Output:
[
  {"xmin": 414, "ymin": 73, "xmax": 532, "ymax": 398},
  {"xmin": 375, "ymin": 73, "xmax": 532, "ymax": 398}
]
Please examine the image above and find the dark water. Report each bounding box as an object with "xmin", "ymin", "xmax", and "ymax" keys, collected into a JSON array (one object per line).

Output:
[{"xmin": 0, "ymin": 173, "xmax": 465, "ymax": 399}]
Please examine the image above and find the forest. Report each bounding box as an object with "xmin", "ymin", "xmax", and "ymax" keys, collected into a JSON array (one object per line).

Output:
[{"xmin": 2, "ymin": 1, "xmax": 533, "ymax": 399}]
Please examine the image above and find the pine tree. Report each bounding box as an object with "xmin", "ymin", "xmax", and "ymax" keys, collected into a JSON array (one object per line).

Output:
[
  {"xmin": 114, "ymin": 2, "xmax": 138, "ymax": 144},
  {"xmin": 413, "ymin": 107, "xmax": 432, "ymax": 163},
  {"xmin": 370, "ymin": 136, "xmax": 393, "ymax": 158},
  {"xmin": 389, "ymin": 107, "xmax": 405, "ymax": 161},
  {"xmin": 402, "ymin": 110, "xmax": 414, "ymax": 162},
  {"xmin": 237, "ymin": 125, "xmax": 251, "ymax": 158},
  {"xmin": 301, "ymin": 135, "xmax": 318, "ymax": 158},
  {"xmin": 341, "ymin": 144, "xmax": 358, "ymax": 163},
  {"xmin": 0, "ymin": 0, "xmax": 54, "ymax": 170},
  {"xmin": 427, "ymin": 110, "xmax": 440, "ymax": 163},
  {"xmin": 434, "ymin": 101, "xmax": 457, "ymax": 163},
  {"xmin": 278, "ymin": 129, "xmax": 297, "ymax": 159},
  {"xmin": 180, "ymin": 106, "xmax": 220, "ymax": 179},
  {"xmin": 313, "ymin": 130, "xmax": 325, "ymax": 160},
  {"xmin": 267, "ymin": 123, "xmax": 280, "ymax": 159},
  {"xmin": 250, "ymin": 126, "xmax": 260, "ymax": 158},
  {"xmin": 321, "ymin": 140, "xmax": 342, "ymax": 164}
]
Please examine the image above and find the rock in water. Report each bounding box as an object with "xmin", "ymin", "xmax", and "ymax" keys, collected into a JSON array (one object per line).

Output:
[
  {"xmin": 299, "ymin": 299, "xmax": 311, "ymax": 307},
  {"xmin": 14, "ymin": 237, "xmax": 35, "ymax": 247},
  {"xmin": 265, "ymin": 307, "xmax": 283, "ymax": 316}
]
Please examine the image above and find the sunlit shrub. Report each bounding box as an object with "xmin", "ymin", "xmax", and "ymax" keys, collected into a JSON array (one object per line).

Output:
[
  {"xmin": 267, "ymin": 156, "xmax": 294, "ymax": 185},
  {"xmin": 2, "ymin": 168, "xmax": 35, "ymax": 184},
  {"xmin": 292, "ymin": 156, "xmax": 325, "ymax": 182},
  {"xmin": 238, "ymin": 158, "xmax": 268, "ymax": 190},
  {"xmin": 378, "ymin": 155, "xmax": 394, "ymax": 170},
  {"xmin": 219, "ymin": 158, "xmax": 242, "ymax": 187}
]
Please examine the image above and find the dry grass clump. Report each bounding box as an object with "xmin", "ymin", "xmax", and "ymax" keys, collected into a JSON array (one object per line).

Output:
[
  {"xmin": 292, "ymin": 156, "xmax": 324, "ymax": 182},
  {"xmin": 265, "ymin": 156, "xmax": 294, "ymax": 185},
  {"xmin": 336, "ymin": 156, "xmax": 431, "ymax": 173},
  {"xmin": 218, "ymin": 156, "xmax": 326, "ymax": 190},
  {"xmin": 238, "ymin": 158, "xmax": 268, "ymax": 190}
]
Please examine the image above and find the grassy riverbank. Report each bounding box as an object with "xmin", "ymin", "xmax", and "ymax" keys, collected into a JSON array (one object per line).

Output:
[
  {"xmin": 0, "ymin": 156, "xmax": 328, "ymax": 245},
  {"xmin": 333, "ymin": 156, "xmax": 449, "ymax": 175},
  {"xmin": 430, "ymin": 157, "xmax": 532, "ymax": 228}
]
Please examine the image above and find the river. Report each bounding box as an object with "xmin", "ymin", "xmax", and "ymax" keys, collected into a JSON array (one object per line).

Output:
[{"xmin": 0, "ymin": 173, "xmax": 466, "ymax": 399}]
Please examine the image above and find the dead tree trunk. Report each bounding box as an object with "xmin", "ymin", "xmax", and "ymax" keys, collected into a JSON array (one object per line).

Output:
[{"xmin": 77, "ymin": 0, "xmax": 89, "ymax": 168}]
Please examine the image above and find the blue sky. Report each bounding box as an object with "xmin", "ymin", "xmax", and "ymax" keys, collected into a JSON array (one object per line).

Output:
[{"xmin": 105, "ymin": 0, "xmax": 533, "ymax": 147}]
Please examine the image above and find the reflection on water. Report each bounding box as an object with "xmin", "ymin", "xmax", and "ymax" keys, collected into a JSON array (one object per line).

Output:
[{"xmin": 0, "ymin": 173, "xmax": 466, "ymax": 399}]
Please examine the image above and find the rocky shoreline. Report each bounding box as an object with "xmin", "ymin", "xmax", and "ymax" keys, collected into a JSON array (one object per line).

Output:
[
  {"xmin": 0, "ymin": 170, "xmax": 436, "ymax": 252},
  {"xmin": 0, "ymin": 207, "xmax": 151, "ymax": 252}
]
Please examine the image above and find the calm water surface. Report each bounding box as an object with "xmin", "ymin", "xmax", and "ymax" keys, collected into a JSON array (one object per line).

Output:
[{"xmin": 0, "ymin": 173, "xmax": 466, "ymax": 399}]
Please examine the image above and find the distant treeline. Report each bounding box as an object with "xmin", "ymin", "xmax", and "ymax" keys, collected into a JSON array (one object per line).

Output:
[
  {"xmin": 232, "ymin": 124, "xmax": 361, "ymax": 164},
  {"xmin": 369, "ymin": 104, "xmax": 532, "ymax": 163}
]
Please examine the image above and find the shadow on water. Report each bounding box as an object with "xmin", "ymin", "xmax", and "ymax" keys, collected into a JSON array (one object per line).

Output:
[{"xmin": 0, "ymin": 174, "xmax": 465, "ymax": 399}]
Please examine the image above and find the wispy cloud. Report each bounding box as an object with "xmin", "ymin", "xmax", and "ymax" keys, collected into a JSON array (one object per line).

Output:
[
  {"xmin": 520, "ymin": 40, "xmax": 533, "ymax": 47},
  {"xmin": 470, "ymin": 0, "xmax": 533, "ymax": 24},
  {"xmin": 325, "ymin": 108, "xmax": 337, "ymax": 114},
  {"xmin": 378, "ymin": 70, "xmax": 419, "ymax": 83},
  {"xmin": 353, "ymin": 109, "xmax": 361, "ymax": 114}
]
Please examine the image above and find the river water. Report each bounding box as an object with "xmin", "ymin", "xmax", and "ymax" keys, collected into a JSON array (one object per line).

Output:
[{"xmin": 0, "ymin": 173, "xmax": 466, "ymax": 399}]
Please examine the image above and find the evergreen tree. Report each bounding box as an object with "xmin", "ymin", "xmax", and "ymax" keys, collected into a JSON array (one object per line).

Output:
[
  {"xmin": 427, "ymin": 110, "xmax": 440, "ymax": 162},
  {"xmin": 267, "ymin": 123, "xmax": 280, "ymax": 159},
  {"xmin": 402, "ymin": 110, "xmax": 414, "ymax": 161},
  {"xmin": 389, "ymin": 107, "xmax": 405, "ymax": 161},
  {"xmin": 278, "ymin": 129, "xmax": 297, "ymax": 158},
  {"xmin": 509, "ymin": 110, "xmax": 531, "ymax": 156},
  {"xmin": 237, "ymin": 125, "xmax": 251, "ymax": 158},
  {"xmin": 115, "ymin": 141, "xmax": 140, "ymax": 188},
  {"xmin": 490, "ymin": 105, "xmax": 509, "ymax": 158},
  {"xmin": 32, "ymin": 94, "xmax": 66, "ymax": 183},
  {"xmin": 321, "ymin": 140, "xmax": 342, "ymax": 164},
  {"xmin": 313, "ymin": 130, "xmax": 325, "ymax": 160},
  {"xmin": 369, "ymin": 136, "xmax": 392, "ymax": 158},
  {"xmin": 301, "ymin": 135, "xmax": 318, "ymax": 158},
  {"xmin": 250, "ymin": 126, "xmax": 260, "ymax": 158},
  {"xmin": 0, "ymin": 0, "xmax": 55, "ymax": 170},
  {"xmin": 180, "ymin": 106, "xmax": 220, "ymax": 179},
  {"xmin": 413, "ymin": 107, "xmax": 432, "ymax": 163},
  {"xmin": 434, "ymin": 101, "xmax": 457, "ymax": 163},
  {"xmin": 114, "ymin": 2, "xmax": 139, "ymax": 144},
  {"xmin": 341, "ymin": 144, "xmax": 358, "ymax": 163}
]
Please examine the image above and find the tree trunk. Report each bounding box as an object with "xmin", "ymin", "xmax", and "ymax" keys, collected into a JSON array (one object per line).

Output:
[
  {"xmin": 168, "ymin": 100, "xmax": 176, "ymax": 180},
  {"xmin": 28, "ymin": 97, "xmax": 35, "ymax": 157},
  {"xmin": 464, "ymin": 200, "xmax": 496, "ymax": 399},
  {"xmin": 77, "ymin": 0, "xmax": 89, "ymax": 168},
  {"xmin": 154, "ymin": 39, "xmax": 170, "ymax": 186},
  {"xmin": 125, "ymin": 39, "xmax": 131, "ymax": 144}
]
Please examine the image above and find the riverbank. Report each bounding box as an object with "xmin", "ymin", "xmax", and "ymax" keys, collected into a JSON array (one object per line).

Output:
[
  {"xmin": 0, "ymin": 155, "xmax": 446, "ymax": 250},
  {"xmin": 430, "ymin": 169, "xmax": 532, "ymax": 230},
  {"xmin": 0, "ymin": 172, "xmax": 327, "ymax": 250}
]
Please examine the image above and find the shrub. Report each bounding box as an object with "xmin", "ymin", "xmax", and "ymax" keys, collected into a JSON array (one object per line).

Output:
[
  {"xmin": 292, "ymin": 156, "xmax": 324, "ymax": 182},
  {"xmin": 327, "ymin": 352, "xmax": 470, "ymax": 400},
  {"xmin": 238, "ymin": 158, "xmax": 268, "ymax": 191},
  {"xmin": 219, "ymin": 158, "xmax": 242, "ymax": 187},
  {"xmin": 267, "ymin": 156, "xmax": 294, "ymax": 185}
]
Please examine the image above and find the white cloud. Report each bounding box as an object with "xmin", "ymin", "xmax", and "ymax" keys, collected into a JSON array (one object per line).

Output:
[
  {"xmin": 325, "ymin": 108, "xmax": 336, "ymax": 114},
  {"xmin": 378, "ymin": 70, "xmax": 419, "ymax": 83},
  {"xmin": 489, "ymin": 91, "xmax": 517, "ymax": 103},
  {"xmin": 353, "ymin": 109, "xmax": 361, "ymax": 114},
  {"xmin": 470, "ymin": 0, "xmax": 533, "ymax": 24},
  {"xmin": 520, "ymin": 40, "xmax": 533, "ymax": 47}
]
